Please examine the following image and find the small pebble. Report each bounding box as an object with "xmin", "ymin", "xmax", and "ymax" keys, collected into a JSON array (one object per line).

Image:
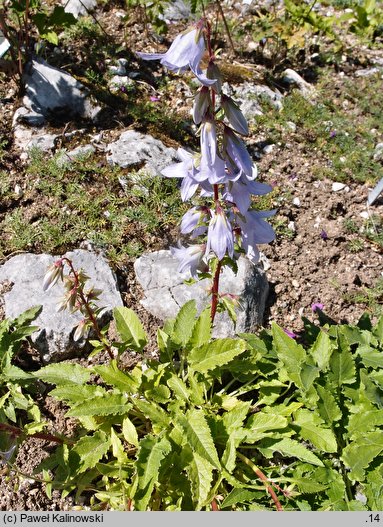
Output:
[
  {"xmin": 263, "ymin": 144, "xmax": 275, "ymax": 154},
  {"xmin": 14, "ymin": 184, "xmax": 23, "ymax": 196},
  {"xmin": 332, "ymin": 182, "xmax": 346, "ymax": 192},
  {"xmin": 360, "ymin": 211, "xmax": 370, "ymax": 219},
  {"xmin": 292, "ymin": 197, "xmax": 301, "ymax": 207}
]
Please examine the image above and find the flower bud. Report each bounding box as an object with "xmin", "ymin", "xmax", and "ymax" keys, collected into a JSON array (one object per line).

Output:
[
  {"xmin": 73, "ymin": 320, "xmax": 88, "ymax": 342},
  {"xmin": 207, "ymin": 60, "xmax": 222, "ymax": 93},
  {"xmin": 193, "ymin": 87, "xmax": 211, "ymax": 124},
  {"xmin": 42, "ymin": 259, "xmax": 64, "ymax": 291},
  {"xmin": 221, "ymin": 94, "xmax": 249, "ymax": 136}
]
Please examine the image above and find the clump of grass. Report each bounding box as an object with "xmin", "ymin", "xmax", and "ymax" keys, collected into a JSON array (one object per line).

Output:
[
  {"xmin": 0, "ymin": 149, "xmax": 186, "ymax": 265},
  {"xmin": 255, "ymin": 72, "xmax": 383, "ymax": 185},
  {"xmin": 346, "ymin": 277, "xmax": 383, "ymax": 318}
]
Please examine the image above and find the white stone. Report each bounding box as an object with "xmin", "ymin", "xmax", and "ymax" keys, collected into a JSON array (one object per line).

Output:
[
  {"xmin": 64, "ymin": 0, "xmax": 97, "ymax": 18},
  {"xmin": 292, "ymin": 197, "xmax": 301, "ymax": 207},
  {"xmin": 332, "ymin": 182, "xmax": 346, "ymax": 192},
  {"xmin": 134, "ymin": 250, "xmax": 269, "ymax": 338},
  {"xmin": 106, "ymin": 130, "xmax": 178, "ymax": 176},
  {"xmin": 0, "ymin": 250, "xmax": 123, "ymax": 362}
]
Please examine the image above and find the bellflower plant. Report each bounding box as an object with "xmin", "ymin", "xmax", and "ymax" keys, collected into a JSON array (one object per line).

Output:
[{"xmin": 138, "ymin": 20, "xmax": 275, "ymax": 323}]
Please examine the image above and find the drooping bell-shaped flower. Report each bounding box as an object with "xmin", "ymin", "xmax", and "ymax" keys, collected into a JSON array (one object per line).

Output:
[
  {"xmin": 180, "ymin": 206, "xmax": 208, "ymax": 238},
  {"xmin": 223, "ymin": 126, "xmax": 253, "ymax": 179},
  {"xmin": 162, "ymin": 148, "xmax": 199, "ymax": 201},
  {"xmin": 224, "ymin": 179, "xmax": 272, "ymax": 215},
  {"xmin": 171, "ymin": 244, "xmax": 207, "ymax": 278},
  {"xmin": 137, "ymin": 27, "xmax": 216, "ymax": 86},
  {"xmin": 237, "ymin": 209, "xmax": 276, "ymax": 263},
  {"xmin": 206, "ymin": 208, "xmax": 234, "ymax": 261},
  {"xmin": 137, "ymin": 28, "xmax": 204, "ymax": 73}
]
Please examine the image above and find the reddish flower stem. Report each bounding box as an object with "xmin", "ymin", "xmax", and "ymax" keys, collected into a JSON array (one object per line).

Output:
[
  {"xmin": 62, "ymin": 258, "xmax": 114, "ymax": 360},
  {"xmin": 237, "ymin": 452, "xmax": 283, "ymax": 511},
  {"xmin": 0, "ymin": 422, "xmax": 73, "ymax": 445},
  {"xmin": 210, "ymin": 259, "xmax": 222, "ymax": 324}
]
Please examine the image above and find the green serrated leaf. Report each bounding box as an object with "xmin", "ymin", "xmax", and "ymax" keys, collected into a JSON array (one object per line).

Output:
[
  {"xmin": 328, "ymin": 347, "xmax": 356, "ymax": 387},
  {"xmin": 189, "ymin": 338, "xmax": 246, "ymax": 373},
  {"xmin": 69, "ymin": 431, "xmax": 111, "ymax": 474},
  {"xmin": 110, "ymin": 427, "xmax": 128, "ymax": 463},
  {"xmin": 134, "ymin": 399, "xmax": 170, "ymax": 432},
  {"xmin": 49, "ymin": 384, "xmax": 106, "ymax": 405},
  {"xmin": 186, "ymin": 451, "xmax": 214, "ymax": 510},
  {"xmin": 311, "ymin": 330, "xmax": 333, "ymax": 371},
  {"xmin": 122, "ymin": 417, "xmax": 139, "ymax": 447},
  {"xmin": 258, "ymin": 437, "xmax": 324, "ymax": 466},
  {"xmin": 14, "ymin": 306, "xmax": 42, "ymax": 327},
  {"xmin": 272, "ymin": 323, "xmax": 306, "ymax": 388},
  {"xmin": 134, "ymin": 434, "xmax": 171, "ymax": 511},
  {"xmin": 35, "ymin": 363, "xmax": 91, "ymax": 386},
  {"xmin": 167, "ymin": 375, "xmax": 190, "ymax": 402},
  {"xmin": 172, "ymin": 300, "xmax": 197, "ymax": 346},
  {"xmin": 174, "ymin": 409, "xmax": 220, "ymax": 469},
  {"xmin": 293, "ymin": 409, "xmax": 337, "ymax": 452},
  {"xmin": 113, "ymin": 307, "xmax": 147, "ymax": 352},
  {"xmin": 358, "ymin": 346, "xmax": 383, "ymax": 369},
  {"xmin": 189, "ymin": 307, "xmax": 211, "ymax": 348},
  {"xmin": 66, "ymin": 393, "xmax": 129, "ymax": 417},
  {"xmin": 347, "ymin": 409, "xmax": 383, "ymax": 438},
  {"xmin": 221, "ymin": 488, "xmax": 259, "ymax": 509},
  {"xmin": 341, "ymin": 432, "xmax": 383, "ymax": 481},
  {"xmin": 244, "ymin": 412, "xmax": 288, "ymax": 443},
  {"xmin": 93, "ymin": 360, "xmax": 139, "ymax": 393},
  {"xmin": 317, "ymin": 385, "xmax": 342, "ymax": 425},
  {"xmin": 222, "ymin": 402, "xmax": 251, "ymax": 434}
]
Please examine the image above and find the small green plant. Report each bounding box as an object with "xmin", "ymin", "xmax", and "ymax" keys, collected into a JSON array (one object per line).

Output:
[
  {"xmin": 0, "ymin": 306, "xmax": 45, "ymax": 459},
  {"xmin": 27, "ymin": 302, "xmax": 383, "ymax": 510},
  {"xmin": 0, "ymin": 1, "xmax": 77, "ymax": 75}
]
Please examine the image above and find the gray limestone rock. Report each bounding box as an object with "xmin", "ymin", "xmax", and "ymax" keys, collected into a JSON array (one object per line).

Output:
[
  {"xmin": 64, "ymin": 0, "xmax": 97, "ymax": 18},
  {"xmin": 282, "ymin": 68, "xmax": 316, "ymax": 98},
  {"xmin": 223, "ymin": 81, "xmax": 283, "ymax": 121},
  {"xmin": 162, "ymin": 0, "xmax": 192, "ymax": 21},
  {"xmin": 106, "ymin": 130, "xmax": 178, "ymax": 176},
  {"xmin": 0, "ymin": 250, "xmax": 123, "ymax": 362},
  {"xmin": 134, "ymin": 250, "xmax": 269, "ymax": 338},
  {"xmin": 22, "ymin": 58, "xmax": 101, "ymax": 123},
  {"xmin": 373, "ymin": 142, "xmax": 383, "ymax": 162}
]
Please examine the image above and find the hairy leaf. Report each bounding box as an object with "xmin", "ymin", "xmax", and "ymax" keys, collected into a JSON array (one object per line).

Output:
[
  {"xmin": 189, "ymin": 338, "xmax": 246, "ymax": 373},
  {"xmin": 35, "ymin": 363, "xmax": 91, "ymax": 385},
  {"xmin": 293, "ymin": 409, "xmax": 337, "ymax": 452},
  {"xmin": 69, "ymin": 431, "xmax": 111, "ymax": 474},
  {"xmin": 122, "ymin": 416, "xmax": 139, "ymax": 447},
  {"xmin": 174, "ymin": 409, "xmax": 220, "ymax": 469},
  {"xmin": 186, "ymin": 451, "xmax": 214, "ymax": 510},
  {"xmin": 258, "ymin": 437, "xmax": 324, "ymax": 466},
  {"xmin": 311, "ymin": 330, "xmax": 333, "ymax": 371},
  {"xmin": 328, "ymin": 347, "xmax": 356, "ymax": 387},
  {"xmin": 167, "ymin": 375, "xmax": 190, "ymax": 402},
  {"xmin": 244, "ymin": 413, "xmax": 288, "ymax": 443},
  {"xmin": 189, "ymin": 307, "xmax": 211, "ymax": 348},
  {"xmin": 66, "ymin": 393, "xmax": 129, "ymax": 417},
  {"xmin": 113, "ymin": 307, "xmax": 147, "ymax": 352},
  {"xmin": 134, "ymin": 434, "xmax": 171, "ymax": 511},
  {"xmin": 341, "ymin": 432, "xmax": 383, "ymax": 480},
  {"xmin": 316, "ymin": 385, "xmax": 342, "ymax": 425},
  {"xmin": 172, "ymin": 300, "xmax": 197, "ymax": 346},
  {"xmin": 272, "ymin": 323, "xmax": 306, "ymax": 388},
  {"xmin": 93, "ymin": 360, "xmax": 139, "ymax": 394}
]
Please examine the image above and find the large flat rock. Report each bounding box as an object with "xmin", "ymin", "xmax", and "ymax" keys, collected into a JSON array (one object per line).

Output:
[
  {"xmin": 0, "ymin": 250, "xmax": 123, "ymax": 362},
  {"xmin": 106, "ymin": 130, "xmax": 178, "ymax": 176},
  {"xmin": 134, "ymin": 250, "xmax": 269, "ymax": 337}
]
